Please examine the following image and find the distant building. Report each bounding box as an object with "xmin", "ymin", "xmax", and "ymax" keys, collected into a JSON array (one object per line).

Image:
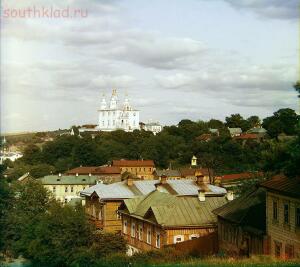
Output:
[
  {"xmin": 228, "ymin": 128, "xmax": 242, "ymax": 137},
  {"xmin": 0, "ymin": 151, "xmax": 23, "ymax": 164},
  {"xmin": 247, "ymin": 127, "xmax": 267, "ymax": 138},
  {"xmin": 119, "ymin": 184, "xmax": 229, "ymax": 255},
  {"xmin": 97, "ymin": 89, "xmax": 139, "ymax": 132},
  {"xmin": 209, "ymin": 128, "xmax": 220, "ymax": 136},
  {"xmin": 154, "ymin": 169, "xmax": 181, "ymax": 180},
  {"xmin": 81, "ymin": 175, "xmax": 227, "ymax": 233},
  {"xmin": 39, "ymin": 174, "xmax": 98, "ymax": 203},
  {"xmin": 261, "ymin": 176, "xmax": 300, "ymax": 259},
  {"xmin": 214, "ymin": 187, "xmax": 267, "ymax": 256},
  {"xmin": 191, "ymin": 155, "xmax": 197, "ymax": 166},
  {"xmin": 65, "ymin": 166, "xmax": 122, "ymax": 184},
  {"xmin": 196, "ymin": 134, "xmax": 212, "ymax": 142},
  {"xmin": 215, "ymin": 172, "xmax": 264, "ymax": 191},
  {"xmin": 112, "ymin": 159, "xmax": 155, "ymax": 180},
  {"xmin": 140, "ymin": 121, "xmax": 162, "ymax": 135}
]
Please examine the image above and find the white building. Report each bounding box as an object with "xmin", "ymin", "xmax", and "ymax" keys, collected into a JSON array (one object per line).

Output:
[
  {"xmin": 141, "ymin": 121, "xmax": 162, "ymax": 135},
  {"xmin": 97, "ymin": 89, "xmax": 140, "ymax": 132}
]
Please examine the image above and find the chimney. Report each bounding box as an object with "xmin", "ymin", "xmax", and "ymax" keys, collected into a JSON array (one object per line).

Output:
[
  {"xmin": 195, "ymin": 171, "xmax": 204, "ymax": 185},
  {"xmin": 76, "ymin": 173, "xmax": 79, "ymax": 177},
  {"xmin": 58, "ymin": 173, "xmax": 62, "ymax": 177},
  {"xmin": 160, "ymin": 174, "xmax": 167, "ymax": 184},
  {"xmin": 198, "ymin": 189, "xmax": 205, "ymax": 202},
  {"xmin": 226, "ymin": 191, "xmax": 234, "ymax": 201},
  {"xmin": 88, "ymin": 173, "xmax": 92, "ymax": 177},
  {"xmin": 127, "ymin": 177, "xmax": 133, "ymax": 186}
]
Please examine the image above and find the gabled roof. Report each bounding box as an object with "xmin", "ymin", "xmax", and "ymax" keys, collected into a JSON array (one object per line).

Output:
[
  {"xmin": 247, "ymin": 127, "xmax": 267, "ymax": 134},
  {"xmin": 213, "ymin": 187, "xmax": 266, "ymax": 233},
  {"xmin": 80, "ymin": 179, "xmax": 227, "ymax": 200},
  {"xmin": 260, "ymin": 176, "xmax": 300, "ymax": 198},
  {"xmin": 220, "ymin": 172, "xmax": 263, "ymax": 182},
  {"xmin": 121, "ymin": 190, "xmax": 228, "ymax": 227},
  {"xmin": 39, "ymin": 175, "xmax": 97, "ymax": 185},
  {"xmin": 112, "ymin": 159, "xmax": 155, "ymax": 167}
]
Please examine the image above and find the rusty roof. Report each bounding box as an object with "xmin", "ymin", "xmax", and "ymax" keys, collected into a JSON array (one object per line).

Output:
[
  {"xmin": 112, "ymin": 159, "xmax": 155, "ymax": 167},
  {"xmin": 260, "ymin": 175, "xmax": 300, "ymax": 198}
]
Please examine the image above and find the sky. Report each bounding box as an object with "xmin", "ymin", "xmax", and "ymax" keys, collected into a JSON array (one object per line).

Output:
[{"xmin": 1, "ymin": 0, "xmax": 299, "ymax": 133}]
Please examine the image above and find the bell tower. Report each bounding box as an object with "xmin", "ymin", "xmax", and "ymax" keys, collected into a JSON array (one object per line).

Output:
[{"xmin": 109, "ymin": 89, "xmax": 118, "ymax": 109}]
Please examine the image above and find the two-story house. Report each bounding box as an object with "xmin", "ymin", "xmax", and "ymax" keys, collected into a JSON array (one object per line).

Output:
[
  {"xmin": 118, "ymin": 189, "xmax": 228, "ymax": 255},
  {"xmin": 39, "ymin": 174, "xmax": 97, "ymax": 203},
  {"xmin": 261, "ymin": 176, "xmax": 300, "ymax": 259},
  {"xmin": 112, "ymin": 159, "xmax": 155, "ymax": 179},
  {"xmin": 81, "ymin": 174, "xmax": 227, "ymax": 233}
]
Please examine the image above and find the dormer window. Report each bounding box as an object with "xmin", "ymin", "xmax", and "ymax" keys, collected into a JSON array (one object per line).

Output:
[
  {"xmin": 57, "ymin": 178, "xmax": 60, "ymax": 181},
  {"xmin": 82, "ymin": 178, "xmax": 86, "ymax": 181}
]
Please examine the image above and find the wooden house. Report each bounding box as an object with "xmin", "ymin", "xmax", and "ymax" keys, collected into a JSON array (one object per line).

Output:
[
  {"xmin": 214, "ymin": 187, "xmax": 267, "ymax": 256},
  {"xmin": 81, "ymin": 174, "xmax": 227, "ymax": 233},
  {"xmin": 112, "ymin": 159, "xmax": 155, "ymax": 179},
  {"xmin": 118, "ymin": 189, "xmax": 228, "ymax": 255},
  {"xmin": 261, "ymin": 176, "xmax": 300, "ymax": 259}
]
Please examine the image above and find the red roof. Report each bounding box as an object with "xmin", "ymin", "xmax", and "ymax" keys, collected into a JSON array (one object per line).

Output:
[
  {"xmin": 221, "ymin": 172, "xmax": 263, "ymax": 181},
  {"xmin": 112, "ymin": 160, "xmax": 155, "ymax": 167},
  {"xmin": 234, "ymin": 133, "xmax": 259, "ymax": 140},
  {"xmin": 66, "ymin": 166, "xmax": 121, "ymax": 175},
  {"xmin": 196, "ymin": 134, "xmax": 212, "ymax": 141}
]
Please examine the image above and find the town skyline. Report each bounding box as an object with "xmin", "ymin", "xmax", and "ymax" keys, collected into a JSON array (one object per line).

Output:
[{"xmin": 1, "ymin": 0, "xmax": 298, "ymax": 133}]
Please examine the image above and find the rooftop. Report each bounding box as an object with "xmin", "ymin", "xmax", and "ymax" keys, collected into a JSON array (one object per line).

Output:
[
  {"xmin": 112, "ymin": 159, "xmax": 155, "ymax": 167},
  {"xmin": 66, "ymin": 166, "xmax": 121, "ymax": 175},
  {"xmin": 260, "ymin": 175, "xmax": 300, "ymax": 198},
  {"xmin": 213, "ymin": 187, "xmax": 266, "ymax": 234},
  {"xmin": 81, "ymin": 179, "xmax": 227, "ymax": 200},
  {"xmin": 39, "ymin": 175, "xmax": 98, "ymax": 185},
  {"xmin": 120, "ymin": 190, "xmax": 228, "ymax": 227}
]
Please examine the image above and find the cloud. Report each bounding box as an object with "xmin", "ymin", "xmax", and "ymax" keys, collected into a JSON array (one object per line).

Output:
[{"xmin": 223, "ymin": 0, "xmax": 298, "ymax": 20}]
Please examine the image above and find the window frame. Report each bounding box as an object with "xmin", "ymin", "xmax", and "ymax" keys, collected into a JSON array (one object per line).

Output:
[
  {"xmin": 123, "ymin": 220, "xmax": 127, "ymax": 234},
  {"xmin": 272, "ymin": 200, "xmax": 278, "ymax": 221},
  {"xmin": 284, "ymin": 203, "xmax": 290, "ymax": 224},
  {"xmin": 147, "ymin": 227, "xmax": 152, "ymax": 244},
  {"xmin": 156, "ymin": 232, "xmax": 161, "ymax": 248},
  {"xmin": 131, "ymin": 222, "xmax": 136, "ymax": 238},
  {"xmin": 173, "ymin": 235, "xmax": 184, "ymax": 244}
]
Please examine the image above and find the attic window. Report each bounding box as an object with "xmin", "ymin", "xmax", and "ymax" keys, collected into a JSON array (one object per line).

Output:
[
  {"xmin": 57, "ymin": 178, "xmax": 60, "ymax": 181},
  {"xmin": 82, "ymin": 178, "xmax": 86, "ymax": 181}
]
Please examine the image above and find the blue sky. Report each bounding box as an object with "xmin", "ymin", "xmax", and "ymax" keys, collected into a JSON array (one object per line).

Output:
[{"xmin": 1, "ymin": 0, "xmax": 298, "ymax": 132}]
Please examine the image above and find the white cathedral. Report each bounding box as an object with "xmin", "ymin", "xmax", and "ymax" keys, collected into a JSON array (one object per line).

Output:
[{"xmin": 97, "ymin": 89, "xmax": 140, "ymax": 132}]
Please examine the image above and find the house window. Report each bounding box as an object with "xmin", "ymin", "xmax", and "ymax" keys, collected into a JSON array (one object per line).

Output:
[
  {"xmin": 149, "ymin": 168, "xmax": 151, "ymax": 171},
  {"xmin": 138, "ymin": 225, "xmax": 143, "ymax": 241},
  {"xmin": 275, "ymin": 241, "xmax": 281, "ymax": 258},
  {"xmin": 147, "ymin": 227, "xmax": 152, "ymax": 244},
  {"xmin": 71, "ymin": 187, "xmax": 74, "ymax": 193},
  {"xmin": 173, "ymin": 235, "xmax": 184, "ymax": 244},
  {"xmin": 64, "ymin": 199, "xmax": 68, "ymax": 203},
  {"xmin": 52, "ymin": 186, "xmax": 56, "ymax": 193},
  {"xmin": 65, "ymin": 186, "xmax": 68, "ymax": 192},
  {"xmin": 273, "ymin": 200, "xmax": 278, "ymax": 220},
  {"xmin": 284, "ymin": 203, "xmax": 289, "ymax": 224},
  {"xmin": 296, "ymin": 207, "xmax": 300, "ymax": 227},
  {"xmin": 123, "ymin": 220, "xmax": 127, "ymax": 234},
  {"xmin": 189, "ymin": 234, "xmax": 200, "ymax": 240},
  {"xmin": 285, "ymin": 244, "xmax": 294, "ymax": 259},
  {"xmin": 156, "ymin": 233, "xmax": 160, "ymax": 248},
  {"xmin": 131, "ymin": 223, "xmax": 136, "ymax": 238}
]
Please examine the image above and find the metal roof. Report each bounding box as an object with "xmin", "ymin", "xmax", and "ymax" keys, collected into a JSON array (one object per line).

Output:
[
  {"xmin": 39, "ymin": 175, "xmax": 98, "ymax": 185},
  {"xmin": 80, "ymin": 179, "xmax": 227, "ymax": 200},
  {"xmin": 122, "ymin": 190, "xmax": 228, "ymax": 227}
]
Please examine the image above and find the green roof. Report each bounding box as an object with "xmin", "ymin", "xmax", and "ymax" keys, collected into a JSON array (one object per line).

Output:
[
  {"xmin": 39, "ymin": 175, "xmax": 98, "ymax": 185},
  {"xmin": 121, "ymin": 190, "xmax": 228, "ymax": 227},
  {"xmin": 213, "ymin": 187, "xmax": 266, "ymax": 233}
]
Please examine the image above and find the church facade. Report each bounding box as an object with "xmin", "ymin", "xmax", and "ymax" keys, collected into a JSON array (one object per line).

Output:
[{"xmin": 97, "ymin": 89, "xmax": 140, "ymax": 132}]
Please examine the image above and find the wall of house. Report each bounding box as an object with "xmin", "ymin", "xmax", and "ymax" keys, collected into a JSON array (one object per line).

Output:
[
  {"xmin": 44, "ymin": 184, "xmax": 89, "ymax": 202},
  {"xmin": 266, "ymin": 192, "xmax": 300, "ymax": 259},
  {"xmin": 122, "ymin": 215, "xmax": 217, "ymax": 254},
  {"xmin": 217, "ymin": 219, "xmax": 265, "ymax": 256},
  {"xmin": 120, "ymin": 166, "xmax": 154, "ymax": 179},
  {"xmin": 85, "ymin": 197, "xmax": 122, "ymax": 232}
]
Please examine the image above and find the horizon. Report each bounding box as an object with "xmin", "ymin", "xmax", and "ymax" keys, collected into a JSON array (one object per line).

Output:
[{"xmin": 1, "ymin": 0, "xmax": 298, "ymax": 133}]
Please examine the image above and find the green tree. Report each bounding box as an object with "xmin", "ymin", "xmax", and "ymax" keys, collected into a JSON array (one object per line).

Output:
[
  {"xmin": 225, "ymin": 114, "xmax": 251, "ymax": 132},
  {"xmin": 262, "ymin": 108, "xmax": 299, "ymax": 138}
]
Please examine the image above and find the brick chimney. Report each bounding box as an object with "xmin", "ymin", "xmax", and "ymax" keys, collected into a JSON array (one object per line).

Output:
[{"xmin": 160, "ymin": 174, "xmax": 167, "ymax": 184}]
